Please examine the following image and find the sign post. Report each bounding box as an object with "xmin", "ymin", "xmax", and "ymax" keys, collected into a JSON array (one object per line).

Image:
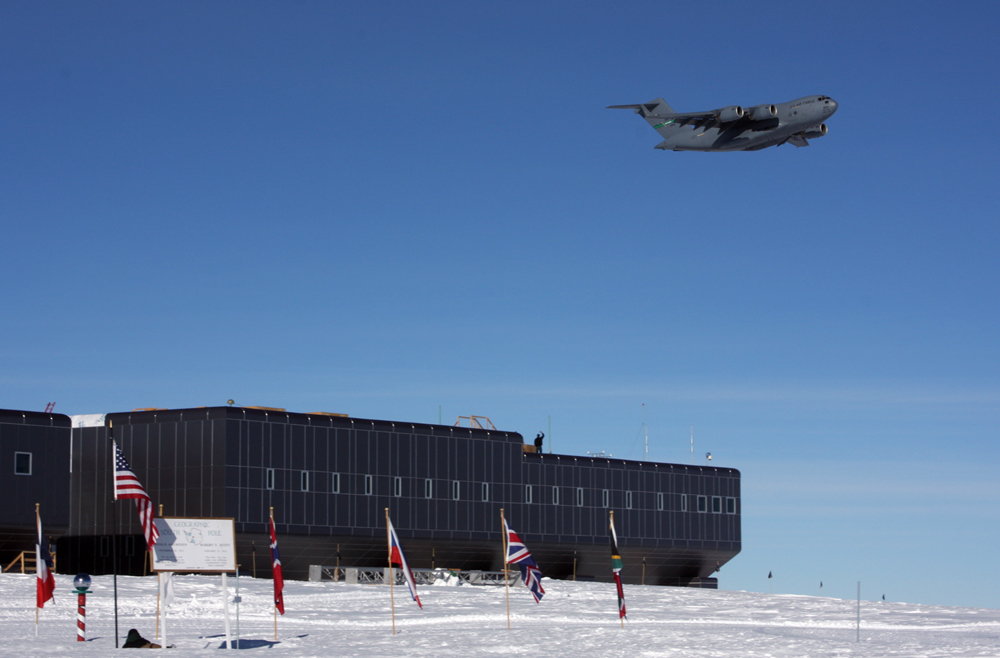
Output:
[{"xmin": 151, "ymin": 517, "xmax": 237, "ymax": 649}]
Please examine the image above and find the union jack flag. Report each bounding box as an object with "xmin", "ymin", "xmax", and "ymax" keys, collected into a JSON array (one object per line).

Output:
[
  {"xmin": 503, "ymin": 518, "xmax": 544, "ymax": 603},
  {"xmin": 387, "ymin": 516, "xmax": 422, "ymax": 608},
  {"xmin": 113, "ymin": 442, "xmax": 159, "ymax": 550},
  {"xmin": 36, "ymin": 512, "xmax": 55, "ymax": 608},
  {"xmin": 269, "ymin": 515, "xmax": 285, "ymax": 614}
]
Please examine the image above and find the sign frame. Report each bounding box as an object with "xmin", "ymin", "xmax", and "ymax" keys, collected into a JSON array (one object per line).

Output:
[{"xmin": 151, "ymin": 517, "xmax": 237, "ymax": 573}]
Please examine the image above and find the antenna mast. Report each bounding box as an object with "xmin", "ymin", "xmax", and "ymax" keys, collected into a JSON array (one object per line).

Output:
[
  {"xmin": 690, "ymin": 425, "xmax": 693, "ymax": 465},
  {"xmin": 643, "ymin": 404, "xmax": 648, "ymax": 457}
]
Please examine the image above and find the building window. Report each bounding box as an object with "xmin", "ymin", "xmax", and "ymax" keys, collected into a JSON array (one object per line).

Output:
[
  {"xmin": 365, "ymin": 475, "xmax": 373, "ymax": 496},
  {"xmin": 625, "ymin": 491, "xmax": 633, "ymax": 509},
  {"xmin": 394, "ymin": 476, "xmax": 402, "ymax": 497},
  {"xmin": 712, "ymin": 496, "xmax": 722, "ymax": 513},
  {"xmin": 697, "ymin": 495, "xmax": 707, "ymax": 513},
  {"xmin": 525, "ymin": 485, "xmax": 532, "ymax": 504},
  {"xmin": 125, "ymin": 535, "xmax": 135, "ymax": 557},
  {"xmin": 726, "ymin": 497, "xmax": 736, "ymax": 514},
  {"xmin": 14, "ymin": 452, "xmax": 32, "ymax": 475},
  {"xmin": 552, "ymin": 486, "xmax": 559, "ymax": 505},
  {"xmin": 266, "ymin": 468, "xmax": 275, "ymax": 490},
  {"xmin": 452, "ymin": 481, "xmax": 460, "ymax": 500},
  {"xmin": 481, "ymin": 483, "xmax": 489, "ymax": 502},
  {"xmin": 602, "ymin": 489, "xmax": 609, "ymax": 508},
  {"xmin": 657, "ymin": 492, "xmax": 664, "ymax": 511},
  {"xmin": 99, "ymin": 536, "xmax": 110, "ymax": 558},
  {"xmin": 331, "ymin": 473, "xmax": 340, "ymax": 494},
  {"xmin": 576, "ymin": 487, "xmax": 584, "ymax": 507},
  {"xmin": 425, "ymin": 479, "xmax": 433, "ymax": 499},
  {"xmin": 681, "ymin": 495, "xmax": 688, "ymax": 512},
  {"xmin": 301, "ymin": 471, "xmax": 310, "ymax": 492}
]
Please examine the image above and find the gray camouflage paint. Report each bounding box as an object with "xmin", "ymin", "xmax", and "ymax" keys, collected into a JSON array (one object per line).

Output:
[{"xmin": 609, "ymin": 95, "xmax": 838, "ymax": 152}]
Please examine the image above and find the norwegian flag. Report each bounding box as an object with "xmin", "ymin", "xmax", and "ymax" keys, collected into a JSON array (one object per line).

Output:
[
  {"xmin": 113, "ymin": 442, "xmax": 159, "ymax": 550},
  {"xmin": 387, "ymin": 516, "xmax": 422, "ymax": 608},
  {"xmin": 503, "ymin": 518, "xmax": 545, "ymax": 603},
  {"xmin": 36, "ymin": 513, "xmax": 55, "ymax": 608},
  {"xmin": 610, "ymin": 514, "xmax": 626, "ymax": 620},
  {"xmin": 269, "ymin": 515, "xmax": 285, "ymax": 615}
]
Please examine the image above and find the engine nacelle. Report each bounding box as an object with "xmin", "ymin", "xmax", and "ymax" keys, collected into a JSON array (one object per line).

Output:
[
  {"xmin": 717, "ymin": 105, "xmax": 744, "ymax": 122},
  {"xmin": 749, "ymin": 104, "xmax": 777, "ymax": 120},
  {"xmin": 804, "ymin": 123, "xmax": 828, "ymax": 139}
]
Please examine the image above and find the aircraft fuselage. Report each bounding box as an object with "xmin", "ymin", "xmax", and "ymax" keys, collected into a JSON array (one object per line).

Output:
[{"xmin": 647, "ymin": 96, "xmax": 837, "ymax": 152}]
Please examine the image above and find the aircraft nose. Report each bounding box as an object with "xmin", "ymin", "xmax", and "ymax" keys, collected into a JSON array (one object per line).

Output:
[{"xmin": 824, "ymin": 98, "xmax": 838, "ymax": 115}]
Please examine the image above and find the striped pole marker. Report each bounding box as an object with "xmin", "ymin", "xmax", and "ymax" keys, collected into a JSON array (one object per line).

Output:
[{"xmin": 77, "ymin": 592, "xmax": 86, "ymax": 641}]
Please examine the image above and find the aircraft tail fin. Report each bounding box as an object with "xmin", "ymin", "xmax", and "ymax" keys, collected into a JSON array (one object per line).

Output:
[{"xmin": 607, "ymin": 98, "xmax": 675, "ymax": 117}]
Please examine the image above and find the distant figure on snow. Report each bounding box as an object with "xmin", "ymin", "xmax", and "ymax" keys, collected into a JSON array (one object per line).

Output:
[
  {"xmin": 534, "ymin": 432, "xmax": 544, "ymax": 452},
  {"xmin": 123, "ymin": 629, "xmax": 161, "ymax": 648}
]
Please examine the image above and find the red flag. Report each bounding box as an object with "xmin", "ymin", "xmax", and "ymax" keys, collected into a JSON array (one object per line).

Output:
[
  {"xmin": 36, "ymin": 513, "xmax": 55, "ymax": 608},
  {"xmin": 269, "ymin": 515, "xmax": 284, "ymax": 615},
  {"xmin": 387, "ymin": 516, "xmax": 422, "ymax": 608},
  {"xmin": 610, "ymin": 513, "xmax": 626, "ymax": 620}
]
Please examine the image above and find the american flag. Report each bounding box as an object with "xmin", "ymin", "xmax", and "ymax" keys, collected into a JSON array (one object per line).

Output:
[
  {"xmin": 113, "ymin": 442, "xmax": 159, "ymax": 550},
  {"xmin": 269, "ymin": 515, "xmax": 285, "ymax": 615},
  {"xmin": 503, "ymin": 518, "xmax": 545, "ymax": 603}
]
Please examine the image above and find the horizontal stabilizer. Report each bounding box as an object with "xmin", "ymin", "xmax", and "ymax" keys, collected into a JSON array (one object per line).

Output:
[{"xmin": 607, "ymin": 98, "xmax": 675, "ymax": 117}]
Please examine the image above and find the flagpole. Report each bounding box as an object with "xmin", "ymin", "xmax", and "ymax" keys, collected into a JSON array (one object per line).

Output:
[
  {"xmin": 35, "ymin": 503, "xmax": 39, "ymax": 635},
  {"xmin": 501, "ymin": 508, "xmax": 510, "ymax": 630},
  {"xmin": 155, "ymin": 572, "xmax": 161, "ymax": 640},
  {"xmin": 386, "ymin": 508, "xmax": 396, "ymax": 635},
  {"xmin": 155, "ymin": 503, "xmax": 163, "ymax": 640},
  {"xmin": 271, "ymin": 507, "xmax": 277, "ymax": 641},
  {"xmin": 611, "ymin": 510, "xmax": 622, "ymax": 629},
  {"xmin": 110, "ymin": 421, "xmax": 120, "ymax": 649}
]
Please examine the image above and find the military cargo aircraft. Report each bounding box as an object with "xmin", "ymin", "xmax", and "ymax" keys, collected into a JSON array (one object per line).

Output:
[{"xmin": 609, "ymin": 95, "xmax": 837, "ymax": 152}]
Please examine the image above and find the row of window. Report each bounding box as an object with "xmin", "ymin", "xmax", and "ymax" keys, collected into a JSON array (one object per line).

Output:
[{"xmin": 264, "ymin": 469, "xmax": 737, "ymax": 513}]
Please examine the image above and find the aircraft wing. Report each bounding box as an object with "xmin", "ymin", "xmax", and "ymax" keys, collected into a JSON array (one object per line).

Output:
[
  {"xmin": 787, "ymin": 134, "xmax": 810, "ymax": 147},
  {"xmin": 654, "ymin": 113, "xmax": 717, "ymax": 125},
  {"xmin": 607, "ymin": 104, "xmax": 715, "ymax": 121}
]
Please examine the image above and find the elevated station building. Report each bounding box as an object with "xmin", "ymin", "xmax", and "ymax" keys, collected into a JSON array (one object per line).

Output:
[
  {"xmin": 0, "ymin": 409, "xmax": 70, "ymax": 570},
  {"xmin": 58, "ymin": 406, "xmax": 740, "ymax": 587}
]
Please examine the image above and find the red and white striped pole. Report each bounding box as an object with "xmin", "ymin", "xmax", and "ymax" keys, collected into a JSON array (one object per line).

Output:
[
  {"xmin": 72, "ymin": 573, "xmax": 91, "ymax": 642},
  {"xmin": 77, "ymin": 591, "xmax": 86, "ymax": 641}
]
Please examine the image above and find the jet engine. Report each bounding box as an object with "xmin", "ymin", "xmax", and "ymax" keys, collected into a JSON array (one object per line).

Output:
[
  {"xmin": 749, "ymin": 104, "xmax": 777, "ymax": 120},
  {"xmin": 717, "ymin": 105, "xmax": 744, "ymax": 122},
  {"xmin": 804, "ymin": 123, "xmax": 828, "ymax": 139}
]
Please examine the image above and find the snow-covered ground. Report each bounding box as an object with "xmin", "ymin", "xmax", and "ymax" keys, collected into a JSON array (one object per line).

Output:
[{"xmin": 4, "ymin": 573, "xmax": 1000, "ymax": 656}]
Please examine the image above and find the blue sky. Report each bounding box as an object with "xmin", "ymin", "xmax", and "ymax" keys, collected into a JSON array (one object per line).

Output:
[{"xmin": 2, "ymin": 1, "xmax": 998, "ymax": 608}]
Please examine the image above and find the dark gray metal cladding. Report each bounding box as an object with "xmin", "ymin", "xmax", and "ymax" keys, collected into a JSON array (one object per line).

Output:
[
  {"xmin": 0, "ymin": 409, "xmax": 71, "ymax": 568},
  {"xmin": 60, "ymin": 406, "xmax": 741, "ymax": 586}
]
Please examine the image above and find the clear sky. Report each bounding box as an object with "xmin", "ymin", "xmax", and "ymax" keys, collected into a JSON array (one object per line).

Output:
[{"xmin": 2, "ymin": 1, "xmax": 998, "ymax": 608}]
